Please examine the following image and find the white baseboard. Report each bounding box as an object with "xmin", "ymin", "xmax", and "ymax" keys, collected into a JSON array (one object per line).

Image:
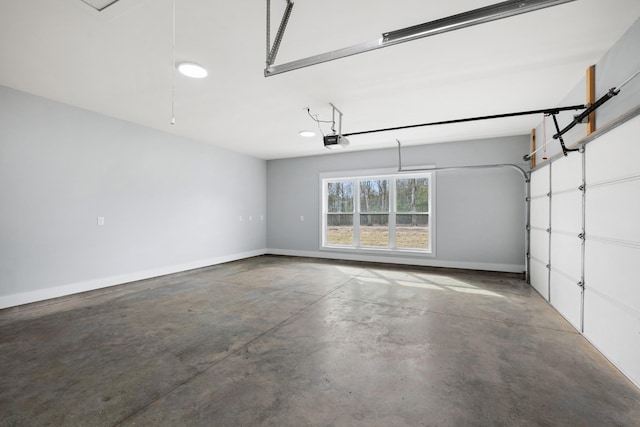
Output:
[
  {"xmin": 266, "ymin": 248, "xmax": 525, "ymax": 273},
  {"xmin": 0, "ymin": 249, "xmax": 267, "ymax": 309},
  {"xmin": 1, "ymin": 248, "xmax": 524, "ymax": 310}
]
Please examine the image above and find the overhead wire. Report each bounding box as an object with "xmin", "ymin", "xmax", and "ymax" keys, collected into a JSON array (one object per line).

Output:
[
  {"xmin": 618, "ymin": 68, "xmax": 640, "ymax": 90},
  {"xmin": 343, "ymin": 105, "xmax": 586, "ymax": 137},
  {"xmin": 306, "ymin": 108, "xmax": 335, "ymax": 136}
]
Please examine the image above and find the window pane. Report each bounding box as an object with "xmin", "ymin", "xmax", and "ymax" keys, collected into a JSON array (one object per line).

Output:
[
  {"xmin": 396, "ymin": 214, "xmax": 429, "ymax": 249},
  {"xmin": 327, "ymin": 214, "xmax": 353, "ymax": 245},
  {"xmin": 396, "ymin": 213, "xmax": 429, "ymax": 226},
  {"xmin": 396, "ymin": 178, "xmax": 429, "ymax": 212},
  {"xmin": 360, "ymin": 179, "xmax": 389, "ymax": 212},
  {"xmin": 327, "ymin": 181, "xmax": 354, "ymax": 213},
  {"xmin": 359, "ymin": 214, "xmax": 389, "ymax": 247}
]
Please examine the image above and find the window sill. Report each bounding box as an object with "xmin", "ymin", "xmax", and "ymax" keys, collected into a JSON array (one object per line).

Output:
[{"xmin": 320, "ymin": 245, "xmax": 435, "ymax": 258}]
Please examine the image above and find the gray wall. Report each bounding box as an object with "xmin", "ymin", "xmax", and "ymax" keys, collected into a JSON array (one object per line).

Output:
[
  {"xmin": 267, "ymin": 136, "xmax": 529, "ymax": 272},
  {"xmin": 0, "ymin": 85, "xmax": 267, "ymax": 307},
  {"xmin": 534, "ymin": 17, "xmax": 640, "ymax": 161},
  {"xmin": 595, "ymin": 17, "xmax": 640, "ymax": 126}
]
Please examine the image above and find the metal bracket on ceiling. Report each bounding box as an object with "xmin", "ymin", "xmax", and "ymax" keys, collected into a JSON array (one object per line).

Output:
[
  {"xmin": 551, "ymin": 87, "xmax": 621, "ymax": 153},
  {"xmin": 549, "ymin": 112, "xmax": 580, "ymax": 157},
  {"xmin": 322, "ymin": 104, "xmax": 350, "ymax": 149},
  {"xmin": 80, "ymin": 0, "xmax": 121, "ymax": 12},
  {"xmin": 266, "ymin": 0, "xmax": 294, "ymax": 68},
  {"xmin": 547, "ymin": 69, "xmax": 639, "ymax": 156},
  {"xmin": 524, "ymin": 68, "xmax": 639, "ymax": 162},
  {"xmin": 264, "ymin": 0, "xmax": 577, "ymax": 77}
]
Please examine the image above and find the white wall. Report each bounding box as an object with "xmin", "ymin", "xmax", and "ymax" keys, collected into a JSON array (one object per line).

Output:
[
  {"xmin": 267, "ymin": 136, "xmax": 529, "ymax": 272},
  {"xmin": 0, "ymin": 85, "xmax": 267, "ymax": 308}
]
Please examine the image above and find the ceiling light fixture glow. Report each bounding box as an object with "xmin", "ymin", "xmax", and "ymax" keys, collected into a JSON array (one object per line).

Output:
[
  {"xmin": 177, "ymin": 62, "xmax": 208, "ymax": 78},
  {"xmin": 299, "ymin": 130, "xmax": 316, "ymax": 137}
]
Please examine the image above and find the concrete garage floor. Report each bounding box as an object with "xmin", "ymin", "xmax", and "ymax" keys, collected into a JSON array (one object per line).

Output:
[{"xmin": 1, "ymin": 256, "xmax": 639, "ymax": 426}]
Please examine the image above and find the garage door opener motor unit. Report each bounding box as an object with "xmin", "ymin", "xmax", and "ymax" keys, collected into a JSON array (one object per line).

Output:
[{"xmin": 323, "ymin": 103, "xmax": 349, "ymax": 149}]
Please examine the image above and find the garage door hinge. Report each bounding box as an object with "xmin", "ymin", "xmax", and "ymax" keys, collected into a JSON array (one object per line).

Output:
[
  {"xmin": 577, "ymin": 281, "xmax": 585, "ymax": 289},
  {"xmin": 578, "ymin": 232, "xmax": 585, "ymax": 240}
]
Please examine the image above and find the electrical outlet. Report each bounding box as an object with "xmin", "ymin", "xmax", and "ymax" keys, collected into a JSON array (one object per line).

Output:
[
  {"xmin": 97, "ymin": 216, "xmax": 105, "ymax": 226},
  {"xmin": 300, "ymin": 215, "xmax": 304, "ymax": 222}
]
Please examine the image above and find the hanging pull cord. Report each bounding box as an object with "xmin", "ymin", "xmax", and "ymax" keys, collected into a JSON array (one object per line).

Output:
[
  {"xmin": 542, "ymin": 114, "xmax": 548, "ymax": 160},
  {"xmin": 266, "ymin": 0, "xmax": 294, "ymax": 66},
  {"xmin": 170, "ymin": 0, "xmax": 176, "ymax": 125}
]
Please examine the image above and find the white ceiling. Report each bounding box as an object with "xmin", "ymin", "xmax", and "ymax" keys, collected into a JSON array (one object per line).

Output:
[{"xmin": 1, "ymin": 0, "xmax": 639, "ymax": 159}]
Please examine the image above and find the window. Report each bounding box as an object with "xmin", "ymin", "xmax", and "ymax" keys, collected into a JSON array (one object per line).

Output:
[
  {"xmin": 359, "ymin": 178, "xmax": 389, "ymax": 248},
  {"xmin": 321, "ymin": 171, "xmax": 433, "ymax": 254},
  {"xmin": 396, "ymin": 177, "xmax": 430, "ymax": 250},
  {"xmin": 326, "ymin": 181, "xmax": 354, "ymax": 246}
]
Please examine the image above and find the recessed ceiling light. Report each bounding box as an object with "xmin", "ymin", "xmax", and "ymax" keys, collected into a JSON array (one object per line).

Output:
[
  {"xmin": 177, "ymin": 62, "xmax": 208, "ymax": 79},
  {"xmin": 299, "ymin": 130, "xmax": 316, "ymax": 137}
]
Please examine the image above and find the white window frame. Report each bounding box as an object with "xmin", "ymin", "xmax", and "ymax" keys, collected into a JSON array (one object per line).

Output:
[{"xmin": 320, "ymin": 167, "xmax": 435, "ymax": 256}]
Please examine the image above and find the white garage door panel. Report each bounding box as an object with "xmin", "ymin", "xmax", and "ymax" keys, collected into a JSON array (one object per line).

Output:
[
  {"xmin": 550, "ymin": 270, "xmax": 581, "ymax": 329},
  {"xmin": 551, "ymin": 192, "xmax": 582, "ymax": 234},
  {"xmin": 529, "ymin": 165, "xmax": 550, "ymax": 302},
  {"xmin": 552, "ymin": 153, "xmax": 582, "ymax": 192},
  {"xmin": 584, "ymin": 290, "xmax": 640, "ymax": 387},
  {"xmin": 530, "ymin": 258, "xmax": 549, "ymax": 300},
  {"xmin": 530, "ymin": 166, "xmax": 550, "ymax": 197},
  {"xmin": 550, "ymin": 233, "xmax": 582, "ymax": 281},
  {"xmin": 530, "ymin": 229, "xmax": 549, "ymax": 264},
  {"xmin": 530, "ymin": 198, "xmax": 549, "ymax": 230},
  {"xmin": 547, "ymin": 151, "xmax": 583, "ymax": 333},
  {"xmin": 585, "ymin": 115, "xmax": 640, "ymax": 184},
  {"xmin": 585, "ymin": 240, "xmax": 640, "ymax": 309},
  {"xmin": 580, "ymin": 115, "xmax": 640, "ymax": 390},
  {"xmin": 586, "ymin": 180, "xmax": 640, "ymax": 243}
]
